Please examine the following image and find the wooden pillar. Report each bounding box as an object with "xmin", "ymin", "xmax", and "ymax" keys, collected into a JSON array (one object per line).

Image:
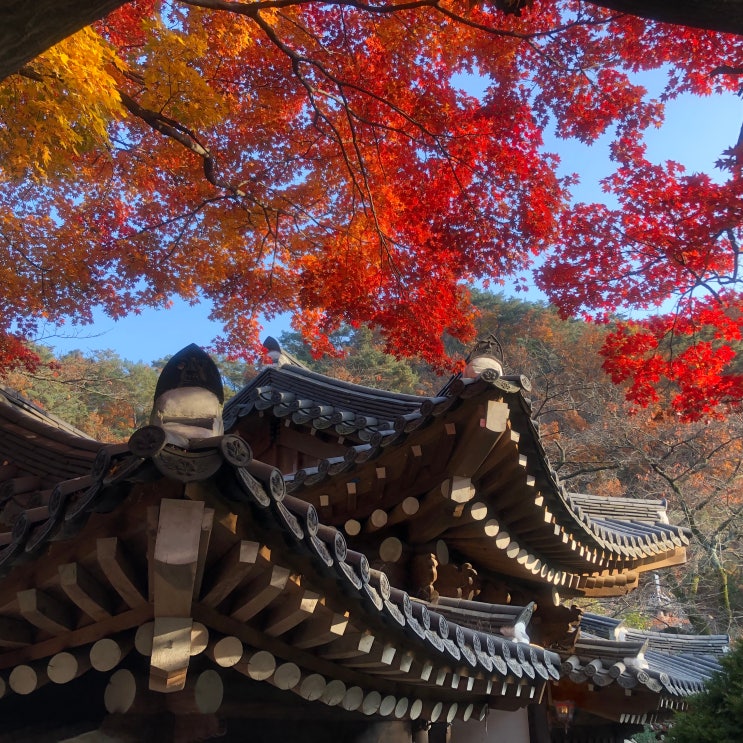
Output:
[
  {"xmin": 99, "ymin": 710, "xmax": 222, "ymax": 743},
  {"xmin": 429, "ymin": 723, "xmax": 451, "ymax": 743}
]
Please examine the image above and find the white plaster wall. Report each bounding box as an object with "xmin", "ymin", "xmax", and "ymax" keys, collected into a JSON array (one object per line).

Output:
[{"xmin": 451, "ymin": 707, "xmax": 530, "ymax": 743}]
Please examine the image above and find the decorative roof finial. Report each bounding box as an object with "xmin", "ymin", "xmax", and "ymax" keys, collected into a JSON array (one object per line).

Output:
[
  {"xmin": 149, "ymin": 344, "xmax": 224, "ymax": 444},
  {"xmin": 463, "ymin": 332, "xmax": 504, "ymax": 380},
  {"xmin": 263, "ymin": 336, "xmax": 309, "ymax": 369}
]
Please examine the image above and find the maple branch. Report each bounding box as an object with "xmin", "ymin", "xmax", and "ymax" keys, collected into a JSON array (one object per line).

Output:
[
  {"xmin": 183, "ymin": 0, "xmax": 437, "ymax": 14},
  {"xmin": 247, "ymin": 5, "xmax": 411, "ymax": 278},
  {"xmin": 557, "ymin": 463, "xmax": 620, "ymax": 480},
  {"xmin": 16, "ymin": 65, "xmax": 44, "ymax": 83},
  {"xmin": 117, "ymin": 90, "xmax": 244, "ymax": 193},
  {"xmin": 710, "ymin": 64, "xmax": 743, "ymax": 77},
  {"xmin": 117, "ymin": 88, "xmax": 301, "ymax": 261},
  {"xmin": 182, "ymin": 0, "xmax": 620, "ymax": 58},
  {"xmin": 431, "ymin": 0, "xmax": 622, "ymax": 42},
  {"xmin": 710, "ymin": 491, "xmax": 743, "ymax": 540}
]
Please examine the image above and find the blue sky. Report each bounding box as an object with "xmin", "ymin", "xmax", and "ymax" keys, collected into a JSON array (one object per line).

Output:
[{"xmin": 43, "ymin": 79, "xmax": 742, "ymax": 364}]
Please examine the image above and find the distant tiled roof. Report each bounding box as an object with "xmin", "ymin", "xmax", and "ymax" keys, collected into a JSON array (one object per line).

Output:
[
  {"xmin": 0, "ymin": 386, "xmax": 102, "ymax": 494},
  {"xmin": 561, "ymin": 612, "xmax": 727, "ymax": 703}
]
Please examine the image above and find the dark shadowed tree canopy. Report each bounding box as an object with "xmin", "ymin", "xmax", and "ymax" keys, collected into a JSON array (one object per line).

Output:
[
  {"xmin": 1, "ymin": 0, "xmax": 743, "ymax": 82},
  {"xmin": 668, "ymin": 640, "xmax": 743, "ymax": 742}
]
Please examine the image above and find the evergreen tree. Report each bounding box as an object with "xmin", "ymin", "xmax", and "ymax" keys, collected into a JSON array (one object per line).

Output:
[{"xmin": 668, "ymin": 642, "xmax": 743, "ymax": 743}]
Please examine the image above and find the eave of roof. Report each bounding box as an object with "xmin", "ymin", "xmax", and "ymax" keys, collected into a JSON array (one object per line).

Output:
[
  {"xmin": 0, "ymin": 430, "xmax": 562, "ymax": 717},
  {"xmin": 0, "ymin": 387, "xmax": 103, "ymax": 491},
  {"xmin": 223, "ymin": 365, "xmax": 688, "ymax": 590},
  {"xmin": 556, "ymin": 611, "xmax": 727, "ymax": 703}
]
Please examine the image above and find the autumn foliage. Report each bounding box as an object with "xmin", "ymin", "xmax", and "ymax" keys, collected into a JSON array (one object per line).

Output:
[{"xmin": 2, "ymin": 0, "xmax": 743, "ymax": 418}]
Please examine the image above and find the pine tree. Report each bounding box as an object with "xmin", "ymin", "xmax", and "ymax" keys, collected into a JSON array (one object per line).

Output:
[{"xmin": 668, "ymin": 642, "xmax": 743, "ymax": 743}]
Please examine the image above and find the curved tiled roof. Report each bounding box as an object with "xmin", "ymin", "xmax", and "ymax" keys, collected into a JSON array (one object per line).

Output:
[
  {"xmin": 560, "ymin": 612, "xmax": 727, "ymax": 705},
  {"xmin": 0, "ymin": 386, "xmax": 101, "ymax": 484},
  {"xmin": 0, "ymin": 348, "xmax": 721, "ymax": 737},
  {"xmin": 223, "ymin": 363, "xmax": 688, "ymax": 595}
]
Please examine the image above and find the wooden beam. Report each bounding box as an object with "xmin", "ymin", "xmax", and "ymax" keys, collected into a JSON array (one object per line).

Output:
[
  {"xmin": 104, "ymin": 668, "xmax": 137, "ymax": 713},
  {"xmin": 165, "ymin": 669, "xmax": 224, "ymax": 715},
  {"xmin": 263, "ymin": 589, "xmax": 320, "ymax": 637},
  {"xmin": 321, "ymin": 678, "xmax": 347, "ymax": 706},
  {"xmin": 447, "ymin": 400, "xmax": 510, "ymax": 477},
  {"xmin": 17, "ymin": 589, "xmax": 73, "ymax": 635},
  {"xmin": 230, "ymin": 565, "xmax": 291, "ymax": 622},
  {"xmin": 448, "ymin": 476, "xmax": 476, "ymax": 504},
  {"xmin": 135, "ymin": 619, "xmax": 209, "ymax": 657},
  {"xmin": 0, "ymin": 604, "xmax": 152, "ymax": 670},
  {"xmin": 146, "ymin": 505, "xmax": 159, "ymax": 604},
  {"xmin": 209, "ymin": 635, "xmax": 244, "ymax": 668},
  {"xmin": 90, "ymin": 636, "xmax": 131, "ymax": 672},
  {"xmin": 379, "ymin": 537, "xmax": 403, "ymax": 563},
  {"xmin": 192, "ymin": 503, "xmax": 215, "ymax": 601},
  {"xmin": 233, "ymin": 649, "xmax": 276, "ymax": 682},
  {"xmin": 364, "ymin": 509, "xmax": 388, "ymax": 534},
  {"xmin": 58, "ymin": 562, "xmax": 114, "ymax": 621},
  {"xmin": 344, "ymin": 641, "xmax": 397, "ymax": 670},
  {"xmin": 320, "ymin": 630, "xmax": 375, "ymax": 661},
  {"xmin": 297, "ymin": 672, "xmax": 328, "ymax": 702},
  {"xmin": 292, "ymin": 610, "xmax": 349, "ymax": 650},
  {"xmin": 47, "ymin": 650, "xmax": 89, "ymax": 684},
  {"xmin": 386, "ymin": 496, "xmax": 420, "ymax": 527},
  {"xmin": 200, "ymin": 541, "xmax": 267, "ymax": 607},
  {"xmin": 344, "ymin": 519, "xmax": 361, "ymax": 537},
  {"xmin": 9, "ymin": 663, "xmax": 46, "ymax": 695},
  {"xmin": 273, "ymin": 661, "xmax": 301, "ymax": 691},
  {"xmin": 97, "ymin": 537, "xmax": 146, "ymax": 609},
  {"xmin": 407, "ymin": 479, "xmax": 475, "ymax": 544},
  {"xmin": 0, "ymin": 615, "xmax": 33, "ymax": 648},
  {"xmin": 193, "ymin": 604, "xmax": 384, "ymax": 691},
  {"xmin": 149, "ymin": 616, "xmax": 192, "ymax": 693}
]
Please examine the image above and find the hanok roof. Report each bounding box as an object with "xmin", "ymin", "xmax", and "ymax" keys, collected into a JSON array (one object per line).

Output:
[
  {"xmin": 0, "ymin": 385, "xmax": 101, "ymax": 481},
  {"xmin": 554, "ymin": 612, "xmax": 727, "ymax": 727},
  {"xmin": 224, "ymin": 362, "xmax": 689, "ymax": 598},
  {"xmin": 0, "ymin": 347, "xmax": 707, "ymax": 739},
  {"xmin": 0, "ymin": 374, "xmax": 559, "ymax": 731}
]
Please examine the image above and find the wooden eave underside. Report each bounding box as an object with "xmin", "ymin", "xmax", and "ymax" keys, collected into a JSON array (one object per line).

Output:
[
  {"xmin": 550, "ymin": 676, "xmax": 684, "ymax": 727},
  {"xmin": 0, "ymin": 437, "xmax": 566, "ymax": 718}
]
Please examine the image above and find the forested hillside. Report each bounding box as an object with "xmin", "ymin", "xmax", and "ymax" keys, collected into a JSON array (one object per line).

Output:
[{"xmin": 4, "ymin": 293, "xmax": 742, "ymax": 638}]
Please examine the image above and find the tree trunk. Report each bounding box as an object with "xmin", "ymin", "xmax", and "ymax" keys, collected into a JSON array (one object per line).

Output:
[
  {"xmin": 590, "ymin": 1, "xmax": 743, "ymax": 36},
  {"xmin": 0, "ymin": 0, "xmax": 128, "ymax": 81}
]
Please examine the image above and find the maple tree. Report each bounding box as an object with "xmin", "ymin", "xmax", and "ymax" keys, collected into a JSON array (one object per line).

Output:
[{"xmin": 2, "ymin": 1, "xmax": 743, "ymax": 419}]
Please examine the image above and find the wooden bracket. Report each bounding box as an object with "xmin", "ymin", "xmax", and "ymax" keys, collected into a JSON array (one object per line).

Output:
[
  {"xmin": 152, "ymin": 499, "xmax": 209, "ymax": 618},
  {"xmin": 148, "ymin": 498, "xmax": 212, "ymax": 692}
]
